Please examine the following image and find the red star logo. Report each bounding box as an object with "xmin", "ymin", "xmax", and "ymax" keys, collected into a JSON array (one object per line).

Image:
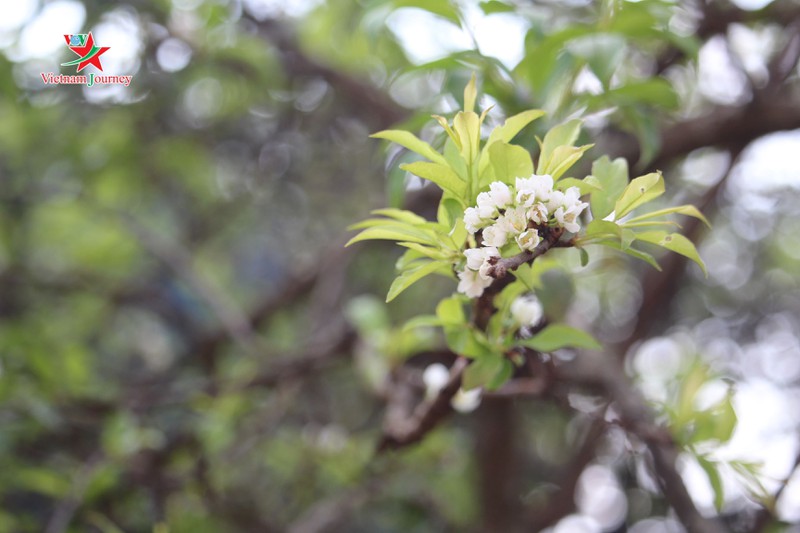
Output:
[{"xmin": 63, "ymin": 32, "xmax": 110, "ymax": 72}]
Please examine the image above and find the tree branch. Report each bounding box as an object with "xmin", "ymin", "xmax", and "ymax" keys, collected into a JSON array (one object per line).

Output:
[{"xmin": 377, "ymin": 357, "xmax": 468, "ymax": 452}]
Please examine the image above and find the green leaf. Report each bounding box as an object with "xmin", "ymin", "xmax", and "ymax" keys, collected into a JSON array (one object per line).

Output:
[
  {"xmin": 463, "ymin": 355, "xmax": 506, "ymax": 390},
  {"xmin": 697, "ymin": 457, "xmax": 725, "ymax": 511},
  {"xmin": 635, "ymin": 231, "xmax": 707, "ymax": 276},
  {"xmin": 464, "ymin": 73, "xmax": 477, "ymax": 113},
  {"xmin": 436, "ymin": 296, "xmax": 466, "ymax": 325},
  {"xmin": 536, "ymin": 268, "xmax": 575, "ymax": 322},
  {"xmin": 589, "ymin": 156, "xmax": 629, "ymax": 220},
  {"xmin": 443, "ymin": 135, "xmax": 469, "ymax": 181},
  {"xmin": 614, "ymin": 172, "xmax": 665, "ymax": 218},
  {"xmin": 558, "ymin": 176, "xmax": 601, "ymax": 196},
  {"xmin": 402, "ymin": 315, "xmax": 443, "ymax": 331},
  {"xmin": 595, "ymin": 239, "xmax": 662, "ymax": 270},
  {"xmin": 537, "ymin": 119, "xmax": 583, "ymax": 177},
  {"xmin": 386, "ymin": 260, "xmax": 449, "ymax": 302},
  {"xmin": 624, "ymin": 107, "xmax": 661, "ymax": 167},
  {"xmin": 567, "ymin": 33, "xmax": 626, "ymax": 87},
  {"xmin": 479, "ymin": 1, "xmax": 515, "ymax": 14},
  {"xmin": 582, "ymin": 219, "xmax": 622, "ymax": 241},
  {"xmin": 346, "ymin": 225, "xmax": 437, "ymax": 247},
  {"xmin": 371, "ymin": 208, "xmax": 427, "ymax": 225},
  {"xmin": 624, "ymin": 204, "xmax": 711, "ymax": 228},
  {"xmin": 437, "ymin": 197, "xmax": 464, "ymax": 228},
  {"xmin": 401, "ymin": 161, "xmax": 467, "ymax": 198},
  {"xmin": 579, "ymin": 247, "xmax": 589, "ymax": 267},
  {"xmin": 391, "ymin": 0, "xmax": 462, "ymax": 26},
  {"xmin": 607, "ymin": 79, "xmax": 679, "ymax": 110},
  {"xmin": 371, "ymin": 130, "xmax": 448, "ymax": 166},
  {"xmin": 444, "ymin": 325, "xmax": 492, "ymax": 358},
  {"xmin": 487, "ymin": 359, "xmax": 514, "ymax": 390},
  {"xmin": 478, "ymin": 108, "xmax": 545, "ymax": 175},
  {"xmin": 545, "ymin": 144, "xmax": 593, "ymax": 180},
  {"xmin": 453, "ymin": 111, "xmax": 481, "ymax": 166},
  {"xmin": 487, "ymin": 141, "xmax": 534, "ymax": 185},
  {"xmin": 397, "ymin": 242, "xmax": 448, "ymax": 259},
  {"xmin": 522, "ymin": 324, "xmax": 602, "ymax": 352}
]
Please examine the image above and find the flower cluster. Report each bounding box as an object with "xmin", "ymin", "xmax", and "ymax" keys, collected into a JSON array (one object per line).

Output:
[{"xmin": 457, "ymin": 175, "xmax": 588, "ymax": 298}]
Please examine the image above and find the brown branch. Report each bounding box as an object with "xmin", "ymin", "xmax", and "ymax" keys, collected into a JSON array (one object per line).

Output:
[
  {"xmin": 377, "ymin": 357, "xmax": 468, "ymax": 452},
  {"xmin": 751, "ymin": 445, "xmax": 800, "ymax": 532},
  {"xmin": 556, "ymin": 354, "xmax": 727, "ymax": 533}
]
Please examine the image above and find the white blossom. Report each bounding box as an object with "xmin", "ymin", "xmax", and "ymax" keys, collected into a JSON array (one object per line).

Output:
[
  {"xmin": 552, "ymin": 186, "xmax": 588, "ymax": 233},
  {"xmin": 464, "ymin": 207, "xmax": 488, "ymax": 234},
  {"xmin": 488, "ymin": 181, "xmax": 513, "ymax": 209},
  {"xmin": 546, "ymin": 189, "xmax": 565, "ymax": 212},
  {"xmin": 511, "ymin": 294, "xmax": 544, "ymax": 328},
  {"xmin": 515, "ymin": 229, "xmax": 541, "ymax": 251},
  {"xmin": 527, "ymin": 202, "xmax": 548, "ymax": 225},
  {"xmin": 464, "ymin": 246, "xmax": 499, "ymax": 271},
  {"xmin": 457, "ymin": 268, "xmax": 492, "ymax": 297},
  {"xmin": 481, "ymin": 223, "xmax": 509, "ymax": 248},
  {"xmin": 460, "ymin": 178, "xmax": 588, "ymax": 299},
  {"xmin": 499, "ymin": 206, "xmax": 529, "ymax": 235},
  {"xmin": 476, "ymin": 191, "xmax": 499, "ymax": 219},
  {"xmin": 451, "ymin": 387, "xmax": 482, "ymax": 412},
  {"xmin": 515, "ymin": 174, "xmax": 553, "ymax": 207}
]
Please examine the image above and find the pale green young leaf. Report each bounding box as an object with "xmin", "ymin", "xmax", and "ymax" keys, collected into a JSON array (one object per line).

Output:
[
  {"xmin": 346, "ymin": 225, "xmax": 437, "ymax": 247},
  {"xmin": 397, "ymin": 242, "xmax": 448, "ymax": 259},
  {"xmin": 371, "ymin": 208, "xmax": 427, "ymax": 225},
  {"xmin": 621, "ymin": 220, "xmax": 682, "ymax": 229},
  {"xmin": 464, "ymin": 73, "xmax": 477, "ymax": 113},
  {"xmin": 589, "ymin": 156, "xmax": 629, "ymax": 219},
  {"xmin": 557, "ymin": 177, "xmax": 601, "ymax": 196},
  {"xmin": 522, "ymin": 324, "xmax": 602, "ymax": 352},
  {"xmin": 347, "ymin": 218, "xmax": 402, "ymax": 230},
  {"xmin": 436, "ymin": 296, "xmax": 466, "ymax": 325},
  {"xmin": 487, "ymin": 141, "xmax": 534, "ymax": 185},
  {"xmin": 545, "ymin": 144, "xmax": 593, "ymax": 180},
  {"xmin": 537, "ymin": 119, "xmax": 582, "ymax": 176},
  {"xmin": 621, "ymin": 228, "xmax": 636, "ymax": 250},
  {"xmin": 453, "ymin": 111, "xmax": 481, "ymax": 165},
  {"xmin": 433, "ymin": 115, "xmax": 460, "ymax": 148},
  {"xmin": 437, "ymin": 197, "xmax": 464, "ymax": 228},
  {"xmin": 478, "ymin": 109, "xmax": 545, "ymax": 174},
  {"xmin": 443, "ymin": 136, "xmax": 468, "ymax": 181},
  {"xmin": 386, "ymin": 260, "xmax": 449, "ymax": 302},
  {"xmin": 583, "ymin": 219, "xmax": 622, "ymax": 240},
  {"xmin": 371, "ymin": 130, "xmax": 448, "ymax": 166},
  {"xmin": 401, "ymin": 161, "xmax": 467, "ymax": 198},
  {"xmin": 593, "ymin": 239, "xmax": 662, "ymax": 270},
  {"xmin": 614, "ymin": 172, "xmax": 665, "ymax": 218},
  {"xmin": 636, "ymin": 230, "xmax": 707, "ymax": 276},
  {"xmin": 624, "ymin": 204, "xmax": 711, "ymax": 228}
]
